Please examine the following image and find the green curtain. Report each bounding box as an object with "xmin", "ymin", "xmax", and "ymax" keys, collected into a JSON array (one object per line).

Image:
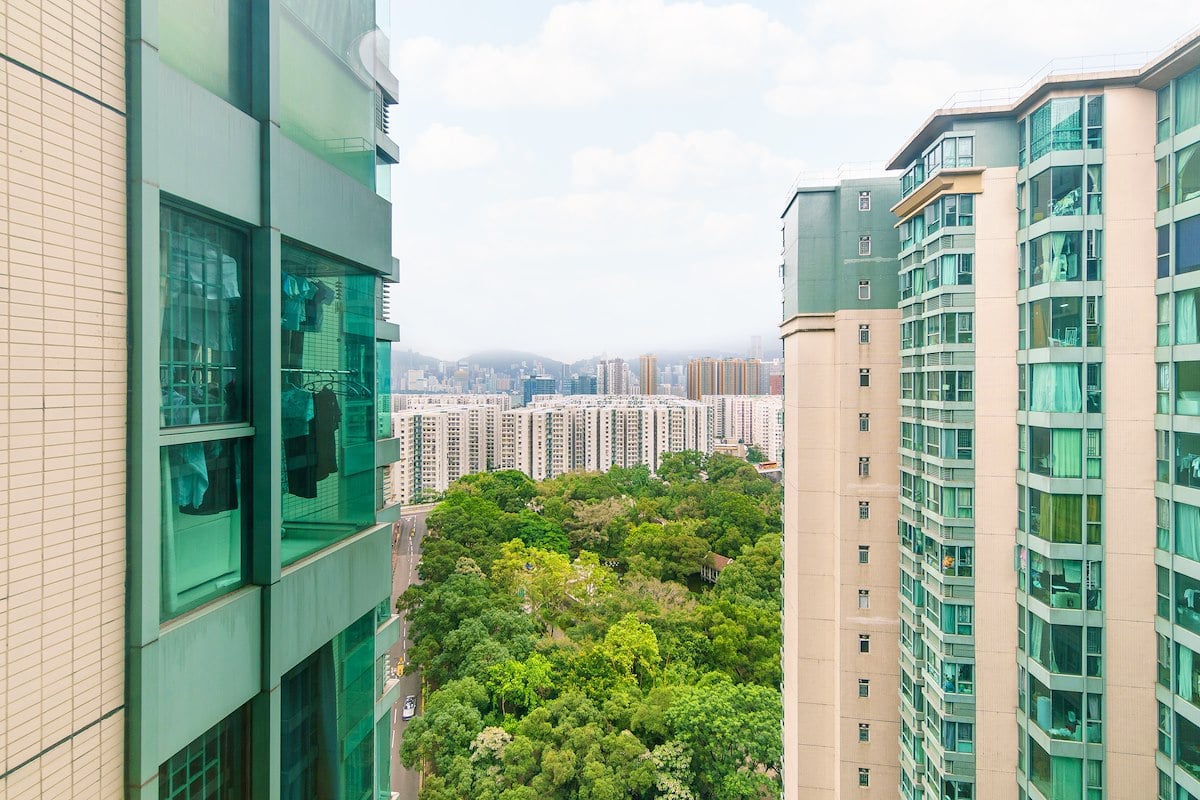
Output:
[
  {"xmin": 1178, "ymin": 67, "xmax": 1200, "ymax": 135},
  {"xmin": 1052, "ymin": 756, "xmax": 1083, "ymax": 800},
  {"xmin": 1052, "ymin": 494, "xmax": 1082, "ymax": 544},
  {"xmin": 1178, "ymin": 503, "xmax": 1200, "ymax": 562},
  {"xmin": 1051, "ymin": 430, "xmax": 1082, "ymax": 478},
  {"xmin": 1030, "ymin": 364, "xmax": 1082, "ymax": 412}
]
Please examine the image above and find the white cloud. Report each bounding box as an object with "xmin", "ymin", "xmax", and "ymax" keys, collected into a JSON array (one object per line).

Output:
[
  {"xmin": 405, "ymin": 123, "xmax": 500, "ymax": 172},
  {"xmin": 395, "ymin": 0, "xmax": 794, "ymax": 109},
  {"xmin": 572, "ymin": 130, "xmax": 804, "ymax": 193}
]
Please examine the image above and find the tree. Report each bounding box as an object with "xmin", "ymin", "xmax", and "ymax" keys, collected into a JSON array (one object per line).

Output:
[
  {"xmin": 665, "ymin": 672, "xmax": 782, "ymax": 799},
  {"xmin": 656, "ymin": 450, "xmax": 705, "ymax": 483},
  {"xmin": 490, "ymin": 540, "xmax": 574, "ymax": 625},
  {"xmin": 601, "ymin": 613, "xmax": 661, "ymax": 686},
  {"xmin": 625, "ymin": 522, "xmax": 709, "ymax": 582},
  {"xmin": 400, "ymin": 677, "xmax": 490, "ymax": 774},
  {"xmin": 744, "ymin": 446, "xmax": 765, "ymax": 464}
]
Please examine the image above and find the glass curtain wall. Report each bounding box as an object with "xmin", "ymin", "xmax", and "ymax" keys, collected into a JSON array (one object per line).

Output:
[
  {"xmin": 1015, "ymin": 94, "xmax": 1105, "ymax": 800},
  {"xmin": 1158, "ymin": 62, "xmax": 1200, "ymax": 800},
  {"xmin": 280, "ymin": 612, "xmax": 376, "ymax": 800},
  {"xmin": 896, "ymin": 131, "xmax": 979, "ymax": 800}
]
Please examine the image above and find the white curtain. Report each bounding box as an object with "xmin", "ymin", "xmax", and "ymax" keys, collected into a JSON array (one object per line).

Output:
[
  {"xmin": 1031, "ymin": 364, "xmax": 1082, "ymax": 412},
  {"xmin": 1179, "ymin": 290, "xmax": 1199, "ymax": 345}
]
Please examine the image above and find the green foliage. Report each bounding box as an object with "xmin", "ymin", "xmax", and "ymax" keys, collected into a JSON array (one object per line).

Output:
[
  {"xmin": 745, "ymin": 445, "xmax": 766, "ymax": 464},
  {"xmin": 404, "ymin": 455, "xmax": 782, "ymax": 800}
]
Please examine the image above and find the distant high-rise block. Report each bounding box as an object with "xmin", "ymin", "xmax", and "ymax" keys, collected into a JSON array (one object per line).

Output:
[
  {"xmin": 685, "ymin": 357, "xmax": 762, "ymax": 400},
  {"xmin": 640, "ymin": 354, "xmax": 659, "ymax": 395},
  {"xmin": 522, "ymin": 375, "xmax": 557, "ymax": 406},
  {"xmin": 597, "ymin": 358, "xmax": 632, "ymax": 394}
]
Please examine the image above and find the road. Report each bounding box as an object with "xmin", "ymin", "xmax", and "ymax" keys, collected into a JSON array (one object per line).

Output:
[{"xmin": 389, "ymin": 504, "xmax": 433, "ymax": 800}]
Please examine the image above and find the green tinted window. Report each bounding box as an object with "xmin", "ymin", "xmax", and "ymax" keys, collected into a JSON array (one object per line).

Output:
[
  {"xmin": 279, "ymin": 0, "xmax": 378, "ymax": 187},
  {"xmin": 158, "ymin": 0, "xmax": 251, "ymax": 111},
  {"xmin": 280, "ymin": 242, "xmax": 376, "ymax": 564},
  {"xmin": 159, "ymin": 705, "xmax": 248, "ymax": 799}
]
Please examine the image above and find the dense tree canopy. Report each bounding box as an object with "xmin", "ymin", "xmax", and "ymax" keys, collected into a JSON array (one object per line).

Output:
[{"xmin": 400, "ymin": 452, "xmax": 782, "ymax": 799}]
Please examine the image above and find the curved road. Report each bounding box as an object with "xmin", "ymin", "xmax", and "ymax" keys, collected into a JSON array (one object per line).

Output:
[{"xmin": 389, "ymin": 505, "xmax": 433, "ymax": 799}]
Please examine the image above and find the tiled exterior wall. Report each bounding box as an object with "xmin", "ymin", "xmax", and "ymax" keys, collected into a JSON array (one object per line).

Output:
[{"xmin": 0, "ymin": 0, "xmax": 126, "ymax": 797}]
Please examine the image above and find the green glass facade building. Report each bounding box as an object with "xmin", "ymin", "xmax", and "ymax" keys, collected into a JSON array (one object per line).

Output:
[{"xmin": 126, "ymin": 0, "xmax": 403, "ymax": 797}]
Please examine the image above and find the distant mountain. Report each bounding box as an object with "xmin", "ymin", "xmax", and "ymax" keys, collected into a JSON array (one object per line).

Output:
[{"xmin": 461, "ymin": 349, "xmax": 567, "ymax": 375}]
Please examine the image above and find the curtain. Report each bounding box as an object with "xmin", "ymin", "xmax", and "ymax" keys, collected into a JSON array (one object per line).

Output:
[
  {"xmin": 1029, "ymin": 615, "xmax": 1045, "ymax": 666},
  {"xmin": 1178, "ymin": 503, "xmax": 1200, "ymax": 562},
  {"xmin": 1032, "ymin": 301, "xmax": 1050, "ymax": 347},
  {"xmin": 1179, "ymin": 144, "xmax": 1200, "ymax": 203},
  {"xmin": 1031, "ymin": 364, "xmax": 1082, "ymax": 412},
  {"xmin": 1053, "ymin": 494, "xmax": 1082, "ymax": 544},
  {"xmin": 1179, "ymin": 67, "xmax": 1200, "ymax": 136},
  {"xmin": 1087, "ymin": 165, "xmax": 1103, "ymax": 214},
  {"xmin": 1181, "ymin": 645, "xmax": 1196, "ymax": 704},
  {"xmin": 1052, "ymin": 756, "xmax": 1083, "ymax": 800},
  {"xmin": 1051, "ymin": 429, "xmax": 1082, "ymax": 478},
  {"xmin": 1181, "ymin": 290, "xmax": 1200, "ymax": 345}
]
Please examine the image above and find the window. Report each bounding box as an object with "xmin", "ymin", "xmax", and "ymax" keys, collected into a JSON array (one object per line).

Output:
[
  {"xmin": 859, "ymin": 634, "xmax": 871, "ymax": 653},
  {"xmin": 858, "ymin": 723, "xmax": 870, "ymax": 742},
  {"xmin": 858, "ymin": 589, "xmax": 870, "ymax": 609},
  {"xmin": 858, "ymin": 236, "xmax": 872, "ymax": 256},
  {"xmin": 858, "ymin": 280, "xmax": 871, "ymax": 300},
  {"xmin": 159, "ymin": 705, "xmax": 248, "ymax": 800},
  {"xmin": 860, "ymin": 368, "xmax": 871, "ymax": 387},
  {"xmin": 159, "ymin": 205, "xmax": 251, "ymax": 621},
  {"xmin": 858, "ymin": 768, "xmax": 870, "ymax": 787},
  {"xmin": 1086, "ymin": 96, "xmax": 1103, "ymax": 149},
  {"xmin": 1160, "ymin": 225, "xmax": 1172, "ymax": 278},
  {"xmin": 1159, "ymin": 85, "xmax": 1173, "ymax": 142},
  {"xmin": 858, "ymin": 324, "xmax": 870, "ymax": 344},
  {"xmin": 280, "ymin": 242, "xmax": 378, "ymax": 565},
  {"xmin": 859, "ymin": 501, "xmax": 870, "ymax": 520},
  {"xmin": 858, "ymin": 678, "xmax": 870, "ymax": 697},
  {"xmin": 858, "ymin": 413, "xmax": 870, "ymax": 432},
  {"xmin": 1179, "ymin": 143, "xmax": 1200, "ymax": 205},
  {"xmin": 858, "ymin": 457, "xmax": 870, "ymax": 477},
  {"xmin": 1179, "ymin": 215, "xmax": 1200, "ymax": 274},
  {"xmin": 1159, "ymin": 701, "xmax": 1173, "ymax": 756},
  {"xmin": 1177, "ymin": 66, "xmax": 1200, "ymax": 136},
  {"xmin": 858, "ymin": 191, "xmax": 871, "ymax": 211},
  {"xmin": 1159, "ymin": 157, "xmax": 1172, "ymax": 210},
  {"xmin": 858, "ymin": 545, "xmax": 870, "ymax": 564}
]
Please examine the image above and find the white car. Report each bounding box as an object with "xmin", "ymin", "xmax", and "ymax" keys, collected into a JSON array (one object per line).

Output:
[{"xmin": 401, "ymin": 694, "xmax": 417, "ymax": 720}]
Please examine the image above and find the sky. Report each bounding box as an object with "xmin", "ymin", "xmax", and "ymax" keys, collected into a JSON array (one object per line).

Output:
[{"xmin": 387, "ymin": 0, "xmax": 1200, "ymax": 363}]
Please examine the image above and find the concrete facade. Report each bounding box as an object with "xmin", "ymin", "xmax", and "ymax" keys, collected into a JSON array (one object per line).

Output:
[{"xmin": 0, "ymin": 0, "xmax": 128, "ymax": 795}]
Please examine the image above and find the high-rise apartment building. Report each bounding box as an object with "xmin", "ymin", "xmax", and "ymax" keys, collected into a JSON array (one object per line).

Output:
[
  {"xmin": 686, "ymin": 356, "xmax": 763, "ymax": 400},
  {"xmin": 779, "ymin": 175, "xmax": 903, "ymax": 798},
  {"xmin": 640, "ymin": 354, "xmax": 659, "ymax": 395},
  {"xmin": 781, "ymin": 30, "xmax": 1200, "ymax": 800},
  {"xmin": 706, "ymin": 395, "xmax": 784, "ymax": 462},
  {"xmin": 597, "ymin": 358, "xmax": 632, "ymax": 395},
  {"xmin": 1, "ymin": 1, "xmax": 403, "ymax": 797},
  {"xmin": 389, "ymin": 404, "xmax": 502, "ymax": 504}
]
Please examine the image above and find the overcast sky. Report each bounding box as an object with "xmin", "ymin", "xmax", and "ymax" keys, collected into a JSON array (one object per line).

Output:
[{"xmin": 387, "ymin": 0, "xmax": 1199, "ymax": 362}]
